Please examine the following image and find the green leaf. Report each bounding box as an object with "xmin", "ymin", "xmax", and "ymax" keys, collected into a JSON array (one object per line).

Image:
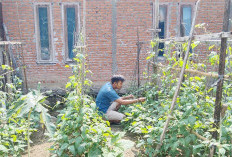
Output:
[
  {"xmin": 132, "ymin": 121, "xmax": 137, "ymax": 126},
  {"xmin": 188, "ymin": 116, "xmax": 196, "ymax": 125},
  {"xmin": 68, "ymin": 145, "xmax": 76, "ymax": 156},
  {"xmin": 66, "ymin": 82, "xmax": 71, "ymax": 88},
  {"xmin": 0, "ymin": 145, "xmax": 8, "ymax": 152},
  {"xmin": 147, "ymin": 138, "xmax": 153, "ymax": 144},
  {"xmin": 61, "ymin": 143, "xmax": 69, "ymax": 150},
  {"xmin": 89, "ymin": 146, "xmax": 101, "ymax": 157},
  {"xmin": 11, "ymin": 135, "xmax": 17, "ymax": 142},
  {"xmin": 7, "ymin": 99, "xmax": 25, "ymax": 119},
  {"xmin": 111, "ymin": 133, "xmax": 120, "ymax": 144},
  {"xmin": 219, "ymin": 148, "xmax": 226, "ymax": 155},
  {"xmin": 74, "ymin": 137, "xmax": 82, "ymax": 148},
  {"xmin": 17, "ymin": 104, "xmax": 32, "ymax": 117},
  {"xmin": 209, "ymin": 45, "xmax": 215, "ymax": 50},
  {"xmin": 191, "ymin": 41, "xmax": 200, "ymax": 49},
  {"xmin": 41, "ymin": 111, "xmax": 56, "ymax": 136},
  {"xmin": 77, "ymin": 143, "xmax": 85, "ymax": 155},
  {"xmin": 1, "ymin": 65, "xmax": 11, "ymax": 70}
]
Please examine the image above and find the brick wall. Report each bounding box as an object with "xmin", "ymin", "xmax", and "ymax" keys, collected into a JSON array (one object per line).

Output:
[{"xmin": 2, "ymin": 0, "xmax": 227, "ymax": 92}]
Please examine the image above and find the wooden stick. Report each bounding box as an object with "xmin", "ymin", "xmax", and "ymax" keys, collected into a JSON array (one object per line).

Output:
[
  {"xmin": 186, "ymin": 127, "xmax": 208, "ymax": 141},
  {"xmin": 154, "ymin": 0, "xmax": 201, "ymax": 155},
  {"xmin": 150, "ymin": 62, "xmax": 231, "ymax": 80},
  {"xmin": 136, "ymin": 27, "xmax": 141, "ymax": 89},
  {"xmin": 210, "ymin": 0, "xmax": 231, "ymax": 156}
]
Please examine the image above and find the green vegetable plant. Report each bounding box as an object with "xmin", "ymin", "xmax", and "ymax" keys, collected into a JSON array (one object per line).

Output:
[
  {"xmin": 51, "ymin": 50, "xmax": 124, "ymax": 157},
  {"xmin": 0, "ymin": 64, "xmax": 55, "ymax": 157},
  {"xmin": 120, "ymin": 37, "xmax": 232, "ymax": 156},
  {"xmin": 7, "ymin": 83, "xmax": 56, "ymax": 156},
  {"xmin": 0, "ymin": 108, "xmax": 29, "ymax": 156}
]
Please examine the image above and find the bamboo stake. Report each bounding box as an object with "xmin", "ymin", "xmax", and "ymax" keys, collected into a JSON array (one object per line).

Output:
[
  {"xmin": 81, "ymin": 0, "xmax": 86, "ymax": 95},
  {"xmin": 16, "ymin": 2, "xmax": 28, "ymax": 93},
  {"xmin": 209, "ymin": 0, "xmax": 231, "ymax": 156},
  {"xmin": 154, "ymin": 0, "xmax": 201, "ymax": 155},
  {"xmin": 136, "ymin": 27, "xmax": 141, "ymax": 89}
]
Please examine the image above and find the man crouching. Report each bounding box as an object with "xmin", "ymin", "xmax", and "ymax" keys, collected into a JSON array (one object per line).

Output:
[{"xmin": 96, "ymin": 75, "xmax": 146, "ymax": 124}]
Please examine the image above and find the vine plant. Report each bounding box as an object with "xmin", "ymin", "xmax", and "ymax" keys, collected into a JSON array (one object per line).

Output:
[
  {"xmin": 51, "ymin": 48, "xmax": 125, "ymax": 156},
  {"xmin": 120, "ymin": 29, "xmax": 232, "ymax": 156}
]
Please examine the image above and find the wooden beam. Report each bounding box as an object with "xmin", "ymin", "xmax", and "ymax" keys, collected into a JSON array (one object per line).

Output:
[
  {"xmin": 158, "ymin": 32, "xmax": 232, "ymax": 43},
  {"xmin": 210, "ymin": 0, "xmax": 231, "ymax": 156},
  {"xmin": 0, "ymin": 41, "xmax": 22, "ymax": 45},
  {"xmin": 137, "ymin": 32, "xmax": 232, "ymax": 45},
  {"xmin": 150, "ymin": 62, "xmax": 231, "ymax": 80}
]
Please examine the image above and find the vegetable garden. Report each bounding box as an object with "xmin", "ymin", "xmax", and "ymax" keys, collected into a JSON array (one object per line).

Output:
[{"xmin": 1, "ymin": 0, "xmax": 232, "ymax": 156}]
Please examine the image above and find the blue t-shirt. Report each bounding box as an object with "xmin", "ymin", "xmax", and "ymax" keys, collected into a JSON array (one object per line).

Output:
[{"xmin": 96, "ymin": 82, "xmax": 120, "ymax": 114}]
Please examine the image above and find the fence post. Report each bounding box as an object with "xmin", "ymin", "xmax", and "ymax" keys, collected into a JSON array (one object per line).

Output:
[{"xmin": 209, "ymin": 0, "xmax": 231, "ymax": 156}]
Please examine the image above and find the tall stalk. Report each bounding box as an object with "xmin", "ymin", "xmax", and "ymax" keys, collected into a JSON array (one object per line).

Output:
[{"xmin": 27, "ymin": 108, "xmax": 32, "ymax": 157}]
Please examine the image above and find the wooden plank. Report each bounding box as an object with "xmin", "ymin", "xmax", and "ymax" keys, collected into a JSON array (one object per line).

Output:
[
  {"xmin": 159, "ymin": 32, "xmax": 232, "ymax": 43},
  {"xmin": 210, "ymin": 0, "xmax": 231, "ymax": 156},
  {"xmin": 151, "ymin": 62, "xmax": 231, "ymax": 80},
  {"xmin": 0, "ymin": 41, "xmax": 22, "ymax": 45},
  {"xmin": 142, "ymin": 32, "xmax": 232, "ymax": 44},
  {"xmin": 154, "ymin": 0, "xmax": 202, "ymax": 155},
  {"xmin": 148, "ymin": 28, "xmax": 161, "ymax": 32}
]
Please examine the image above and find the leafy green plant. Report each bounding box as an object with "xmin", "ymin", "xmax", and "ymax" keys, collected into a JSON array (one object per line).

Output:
[
  {"xmin": 120, "ymin": 36, "xmax": 232, "ymax": 156},
  {"xmin": 51, "ymin": 52, "xmax": 124, "ymax": 156},
  {"xmin": 1, "ymin": 64, "xmax": 55, "ymax": 157},
  {"xmin": 6, "ymin": 84, "xmax": 56, "ymax": 156},
  {"xmin": 0, "ymin": 108, "xmax": 29, "ymax": 156}
]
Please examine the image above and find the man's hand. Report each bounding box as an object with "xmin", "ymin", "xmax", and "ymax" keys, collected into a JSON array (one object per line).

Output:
[
  {"xmin": 138, "ymin": 97, "xmax": 146, "ymax": 102},
  {"xmin": 128, "ymin": 94, "xmax": 135, "ymax": 99}
]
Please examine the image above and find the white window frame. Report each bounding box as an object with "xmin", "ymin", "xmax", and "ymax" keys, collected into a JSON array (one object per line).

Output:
[
  {"xmin": 152, "ymin": 2, "xmax": 170, "ymax": 60},
  {"xmin": 178, "ymin": 2, "xmax": 195, "ymax": 37},
  {"xmin": 34, "ymin": 3, "xmax": 55, "ymax": 64},
  {"xmin": 61, "ymin": 2, "xmax": 80, "ymax": 63}
]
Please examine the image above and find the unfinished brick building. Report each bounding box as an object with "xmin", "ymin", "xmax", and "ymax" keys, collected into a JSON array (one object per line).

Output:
[{"xmin": 1, "ymin": 0, "xmax": 229, "ymax": 92}]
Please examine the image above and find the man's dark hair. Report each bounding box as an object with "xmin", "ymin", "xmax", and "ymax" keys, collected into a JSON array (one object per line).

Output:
[{"xmin": 111, "ymin": 75, "xmax": 125, "ymax": 84}]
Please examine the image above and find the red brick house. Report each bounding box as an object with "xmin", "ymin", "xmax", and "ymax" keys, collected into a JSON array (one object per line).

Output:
[{"xmin": 1, "ymin": 0, "xmax": 228, "ymax": 92}]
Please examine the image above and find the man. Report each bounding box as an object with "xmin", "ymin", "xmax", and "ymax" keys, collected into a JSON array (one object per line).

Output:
[{"xmin": 96, "ymin": 75, "xmax": 146, "ymax": 123}]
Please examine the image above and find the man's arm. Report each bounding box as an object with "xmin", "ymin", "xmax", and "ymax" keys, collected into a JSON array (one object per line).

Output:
[
  {"xmin": 115, "ymin": 97, "xmax": 145, "ymax": 105},
  {"xmin": 121, "ymin": 94, "xmax": 134, "ymax": 100}
]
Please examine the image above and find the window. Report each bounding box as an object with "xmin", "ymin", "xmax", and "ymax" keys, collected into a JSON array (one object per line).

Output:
[
  {"xmin": 158, "ymin": 5, "xmax": 167, "ymax": 56},
  {"xmin": 180, "ymin": 4, "xmax": 193, "ymax": 54},
  {"xmin": 62, "ymin": 3, "xmax": 80, "ymax": 61},
  {"xmin": 229, "ymin": 2, "xmax": 232, "ymax": 30},
  {"xmin": 180, "ymin": 5, "xmax": 192, "ymax": 37},
  {"xmin": 153, "ymin": 4, "xmax": 168, "ymax": 57},
  {"xmin": 34, "ymin": 3, "xmax": 54, "ymax": 63}
]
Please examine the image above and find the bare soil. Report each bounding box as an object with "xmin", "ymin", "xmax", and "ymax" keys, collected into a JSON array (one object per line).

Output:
[{"xmin": 22, "ymin": 142, "xmax": 53, "ymax": 157}]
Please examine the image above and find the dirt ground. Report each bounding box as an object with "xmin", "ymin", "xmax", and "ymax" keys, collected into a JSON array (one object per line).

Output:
[
  {"xmin": 22, "ymin": 142, "xmax": 53, "ymax": 157},
  {"xmin": 22, "ymin": 125, "xmax": 138, "ymax": 157}
]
